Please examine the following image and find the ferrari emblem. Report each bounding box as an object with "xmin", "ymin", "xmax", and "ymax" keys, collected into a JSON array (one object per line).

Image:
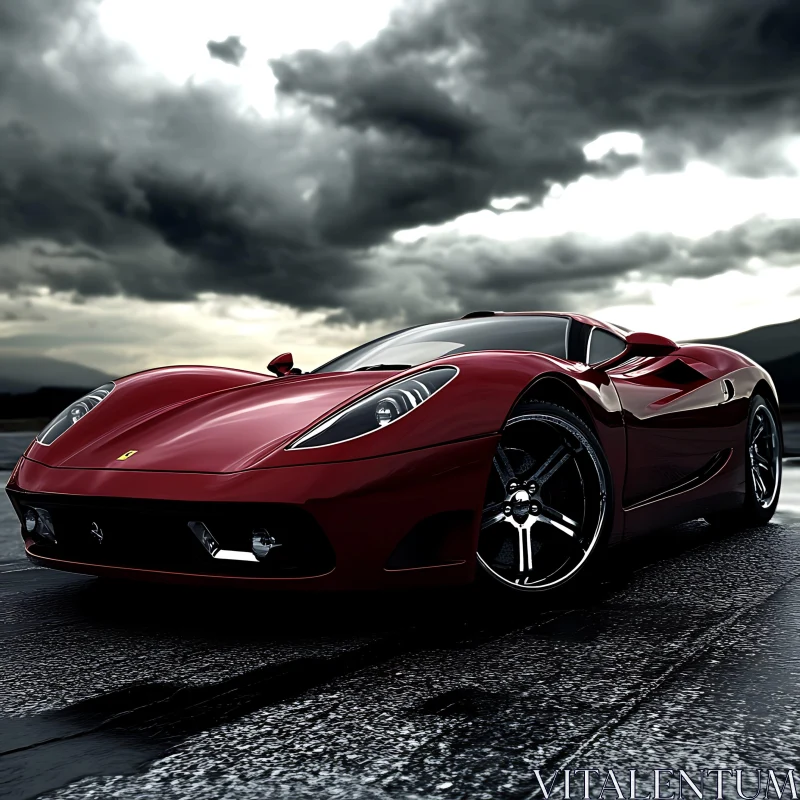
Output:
[
  {"xmin": 117, "ymin": 450, "xmax": 138, "ymax": 461},
  {"xmin": 90, "ymin": 522, "xmax": 104, "ymax": 544}
]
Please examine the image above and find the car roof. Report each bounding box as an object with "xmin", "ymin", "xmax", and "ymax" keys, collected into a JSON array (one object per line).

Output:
[{"xmin": 460, "ymin": 310, "xmax": 630, "ymax": 338}]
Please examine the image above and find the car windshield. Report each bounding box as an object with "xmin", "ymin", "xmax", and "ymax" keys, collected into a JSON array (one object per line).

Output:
[{"xmin": 313, "ymin": 316, "xmax": 570, "ymax": 373}]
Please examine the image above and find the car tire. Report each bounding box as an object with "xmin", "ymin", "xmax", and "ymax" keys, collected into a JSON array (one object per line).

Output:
[
  {"xmin": 475, "ymin": 401, "xmax": 613, "ymax": 596},
  {"xmin": 705, "ymin": 393, "xmax": 782, "ymax": 530}
]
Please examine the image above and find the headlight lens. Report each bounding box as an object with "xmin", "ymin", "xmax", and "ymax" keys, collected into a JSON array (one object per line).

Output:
[
  {"xmin": 36, "ymin": 383, "xmax": 115, "ymax": 445},
  {"xmin": 289, "ymin": 366, "xmax": 457, "ymax": 449}
]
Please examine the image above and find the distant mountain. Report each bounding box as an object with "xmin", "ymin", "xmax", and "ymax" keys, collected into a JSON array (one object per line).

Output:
[
  {"xmin": 697, "ymin": 317, "xmax": 800, "ymax": 405},
  {"xmin": 0, "ymin": 353, "xmax": 114, "ymax": 394},
  {"xmin": 700, "ymin": 317, "xmax": 800, "ymax": 365}
]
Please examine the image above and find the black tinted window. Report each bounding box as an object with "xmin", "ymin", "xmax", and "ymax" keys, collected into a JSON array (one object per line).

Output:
[
  {"xmin": 314, "ymin": 316, "xmax": 570, "ymax": 373},
  {"xmin": 588, "ymin": 328, "xmax": 626, "ymax": 365}
]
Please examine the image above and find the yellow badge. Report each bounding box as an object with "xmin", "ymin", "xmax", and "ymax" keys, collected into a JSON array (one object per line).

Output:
[{"xmin": 117, "ymin": 450, "xmax": 138, "ymax": 461}]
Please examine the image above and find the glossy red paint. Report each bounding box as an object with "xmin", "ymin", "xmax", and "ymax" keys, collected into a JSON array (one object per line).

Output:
[
  {"xmin": 625, "ymin": 331, "xmax": 678, "ymax": 350},
  {"xmin": 6, "ymin": 312, "xmax": 781, "ymax": 589},
  {"xmin": 27, "ymin": 370, "xmax": 393, "ymax": 472},
  {"xmin": 597, "ymin": 331, "xmax": 678, "ymax": 369},
  {"xmin": 267, "ymin": 352, "xmax": 295, "ymax": 376}
]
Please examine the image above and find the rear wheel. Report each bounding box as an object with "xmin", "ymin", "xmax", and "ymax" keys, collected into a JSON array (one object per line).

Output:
[
  {"xmin": 705, "ymin": 394, "xmax": 782, "ymax": 529},
  {"xmin": 477, "ymin": 402, "xmax": 612, "ymax": 593}
]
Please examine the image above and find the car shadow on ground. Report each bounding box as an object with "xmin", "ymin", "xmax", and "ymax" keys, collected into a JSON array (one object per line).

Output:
[{"xmin": 58, "ymin": 516, "xmax": 757, "ymax": 642}]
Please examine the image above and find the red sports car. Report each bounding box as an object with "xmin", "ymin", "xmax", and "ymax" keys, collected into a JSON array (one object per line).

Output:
[{"xmin": 6, "ymin": 312, "xmax": 783, "ymax": 594}]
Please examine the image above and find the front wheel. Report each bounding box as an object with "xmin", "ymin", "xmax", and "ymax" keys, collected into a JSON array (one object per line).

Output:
[{"xmin": 477, "ymin": 402, "xmax": 613, "ymax": 593}]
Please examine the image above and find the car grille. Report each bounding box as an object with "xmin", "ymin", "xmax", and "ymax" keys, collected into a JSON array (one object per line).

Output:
[{"xmin": 8, "ymin": 491, "xmax": 335, "ymax": 578}]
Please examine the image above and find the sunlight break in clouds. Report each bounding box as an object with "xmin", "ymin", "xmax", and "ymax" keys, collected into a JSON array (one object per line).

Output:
[{"xmin": 97, "ymin": 0, "xmax": 404, "ymax": 116}]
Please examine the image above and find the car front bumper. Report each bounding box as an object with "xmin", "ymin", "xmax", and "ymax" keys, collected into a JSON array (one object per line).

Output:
[{"xmin": 6, "ymin": 435, "xmax": 499, "ymax": 590}]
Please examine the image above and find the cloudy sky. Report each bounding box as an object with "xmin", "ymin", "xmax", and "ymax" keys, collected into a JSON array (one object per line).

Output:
[{"xmin": 2, "ymin": 0, "xmax": 800, "ymax": 377}]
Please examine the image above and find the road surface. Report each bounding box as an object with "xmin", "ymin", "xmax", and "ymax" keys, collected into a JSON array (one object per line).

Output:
[{"xmin": 0, "ymin": 433, "xmax": 799, "ymax": 800}]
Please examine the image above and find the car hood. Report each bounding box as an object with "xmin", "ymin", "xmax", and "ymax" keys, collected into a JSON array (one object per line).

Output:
[{"xmin": 29, "ymin": 371, "xmax": 391, "ymax": 473}]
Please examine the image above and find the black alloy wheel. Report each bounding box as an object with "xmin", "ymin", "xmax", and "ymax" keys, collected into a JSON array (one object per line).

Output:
[
  {"xmin": 706, "ymin": 393, "xmax": 782, "ymax": 529},
  {"xmin": 477, "ymin": 402, "xmax": 612, "ymax": 593}
]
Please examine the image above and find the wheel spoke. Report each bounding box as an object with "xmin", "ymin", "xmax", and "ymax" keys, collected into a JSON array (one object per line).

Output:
[
  {"xmin": 493, "ymin": 444, "xmax": 516, "ymax": 486},
  {"xmin": 752, "ymin": 419, "xmax": 765, "ymax": 443},
  {"xmin": 752, "ymin": 466, "xmax": 766, "ymax": 498},
  {"xmin": 538, "ymin": 506, "xmax": 579, "ymax": 538},
  {"xmin": 516, "ymin": 525, "xmax": 527, "ymax": 573},
  {"xmin": 532, "ymin": 444, "xmax": 572, "ymax": 487},
  {"xmin": 511, "ymin": 524, "xmax": 535, "ymax": 574},
  {"xmin": 526, "ymin": 527, "xmax": 535, "ymax": 572},
  {"xmin": 754, "ymin": 451, "xmax": 771, "ymax": 469},
  {"xmin": 481, "ymin": 502, "xmax": 506, "ymax": 530}
]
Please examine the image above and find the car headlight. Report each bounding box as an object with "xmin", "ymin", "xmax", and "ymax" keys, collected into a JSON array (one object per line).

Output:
[
  {"xmin": 289, "ymin": 366, "xmax": 458, "ymax": 449},
  {"xmin": 36, "ymin": 383, "xmax": 115, "ymax": 446}
]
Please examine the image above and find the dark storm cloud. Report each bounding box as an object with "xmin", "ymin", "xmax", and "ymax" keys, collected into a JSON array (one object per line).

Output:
[
  {"xmin": 338, "ymin": 216, "xmax": 800, "ymax": 325},
  {"xmin": 0, "ymin": 1, "xmax": 366, "ymax": 310},
  {"xmin": 273, "ymin": 0, "xmax": 800, "ymax": 179},
  {"xmin": 207, "ymin": 35, "xmax": 246, "ymax": 66},
  {"xmin": 2, "ymin": 0, "xmax": 800, "ymax": 329},
  {"xmin": 0, "ymin": 127, "xmax": 363, "ymax": 306},
  {"xmin": 270, "ymin": 34, "xmax": 593, "ymax": 247}
]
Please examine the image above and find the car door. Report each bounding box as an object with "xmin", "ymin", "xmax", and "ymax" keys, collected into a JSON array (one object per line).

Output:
[{"xmin": 587, "ymin": 327, "xmax": 730, "ymax": 509}]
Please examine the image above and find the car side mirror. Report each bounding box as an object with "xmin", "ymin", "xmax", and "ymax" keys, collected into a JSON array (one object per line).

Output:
[
  {"xmin": 625, "ymin": 331, "xmax": 679, "ymax": 356},
  {"xmin": 595, "ymin": 331, "xmax": 678, "ymax": 369},
  {"xmin": 268, "ymin": 352, "xmax": 295, "ymax": 376}
]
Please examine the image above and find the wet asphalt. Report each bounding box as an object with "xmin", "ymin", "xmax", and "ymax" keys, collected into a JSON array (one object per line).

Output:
[{"xmin": 0, "ymin": 432, "xmax": 799, "ymax": 800}]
